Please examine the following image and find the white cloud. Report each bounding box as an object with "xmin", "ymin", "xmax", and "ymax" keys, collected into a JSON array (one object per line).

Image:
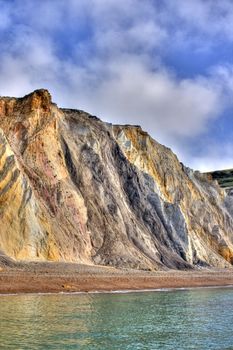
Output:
[
  {"xmin": 0, "ymin": 0, "xmax": 233, "ymax": 171},
  {"xmin": 168, "ymin": 0, "xmax": 233, "ymax": 41},
  {"xmin": 77, "ymin": 57, "xmax": 222, "ymax": 139}
]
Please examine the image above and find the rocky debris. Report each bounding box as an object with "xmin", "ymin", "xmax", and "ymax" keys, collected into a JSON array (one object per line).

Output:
[
  {"xmin": 0, "ymin": 250, "xmax": 16, "ymax": 268},
  {"xmin": 0, "ymin": 89, "xmax": 233, "ymax": 270}
]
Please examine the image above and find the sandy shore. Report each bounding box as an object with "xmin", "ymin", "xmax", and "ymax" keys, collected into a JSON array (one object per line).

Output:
[{"xmin": 0, "ymin": 262, "xmax": 233, "ymax": 294}]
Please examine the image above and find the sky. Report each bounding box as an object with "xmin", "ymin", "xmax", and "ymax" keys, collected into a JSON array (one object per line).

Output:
[{"xmin": 0, "ymin": 0, "xmax": 233, "ymax": 171}]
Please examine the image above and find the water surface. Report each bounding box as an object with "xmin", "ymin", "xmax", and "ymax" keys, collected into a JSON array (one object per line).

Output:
[{"xmin": 0, "ymin": 288, "xmax": 233, "ymax": 349}]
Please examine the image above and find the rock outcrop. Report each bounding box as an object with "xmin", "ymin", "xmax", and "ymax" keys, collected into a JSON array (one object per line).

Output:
[{"xmin": 0, "ymin": 89, "xmax": 233, "ymax": 270}]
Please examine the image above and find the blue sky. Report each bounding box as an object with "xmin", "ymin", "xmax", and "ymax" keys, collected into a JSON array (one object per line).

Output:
[{"xmin": 0, "ymin": 0, "xmax": 233, "ymax": 171}]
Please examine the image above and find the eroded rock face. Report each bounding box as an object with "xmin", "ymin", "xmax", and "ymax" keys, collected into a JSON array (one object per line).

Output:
[{"xmin": 0, "ymin": 89, "xmax": 233, "ymax": 269}]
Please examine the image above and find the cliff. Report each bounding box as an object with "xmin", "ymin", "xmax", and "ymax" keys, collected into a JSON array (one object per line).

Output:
[{"xmin": 0, "ymin": 89, "xmax": 233, "ymax": 270}]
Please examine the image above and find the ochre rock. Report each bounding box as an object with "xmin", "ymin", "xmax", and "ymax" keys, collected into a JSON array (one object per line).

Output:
[{"xmin": 0, "ymin": 89, "xmax": 233, "ymax": 270}]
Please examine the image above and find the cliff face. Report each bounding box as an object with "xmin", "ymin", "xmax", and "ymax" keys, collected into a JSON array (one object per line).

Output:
[{"xmin": 0, "ymin": 89, "xmax": 233, "ymax": 270}]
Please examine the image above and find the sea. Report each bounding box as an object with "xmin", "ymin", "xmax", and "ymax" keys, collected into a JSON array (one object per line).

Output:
[{"xmin": 0, "ymin": 287, "xmax": 233, "ymax": 349}]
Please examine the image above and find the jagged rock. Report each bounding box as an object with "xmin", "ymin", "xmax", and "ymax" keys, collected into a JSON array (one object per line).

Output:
[{"xmin": 0, "ymin": 89, "xmax": 233, "ymax": 270}]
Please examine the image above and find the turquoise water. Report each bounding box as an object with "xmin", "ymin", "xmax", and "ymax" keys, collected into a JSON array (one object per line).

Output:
[{"xmin": 0, "ymin": 288, "xmax": 233, "ymax": 349}]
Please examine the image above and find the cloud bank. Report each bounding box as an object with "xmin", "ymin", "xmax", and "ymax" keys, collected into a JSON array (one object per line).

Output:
[{"xmin": 0, "ymin": 0, "xmax": 233, "ymax": 171}]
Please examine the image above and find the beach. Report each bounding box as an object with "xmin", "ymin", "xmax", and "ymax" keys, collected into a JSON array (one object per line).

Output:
[{"xmin": 0, "ymin": 262, "xmax": 233, "ymax": 294}]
